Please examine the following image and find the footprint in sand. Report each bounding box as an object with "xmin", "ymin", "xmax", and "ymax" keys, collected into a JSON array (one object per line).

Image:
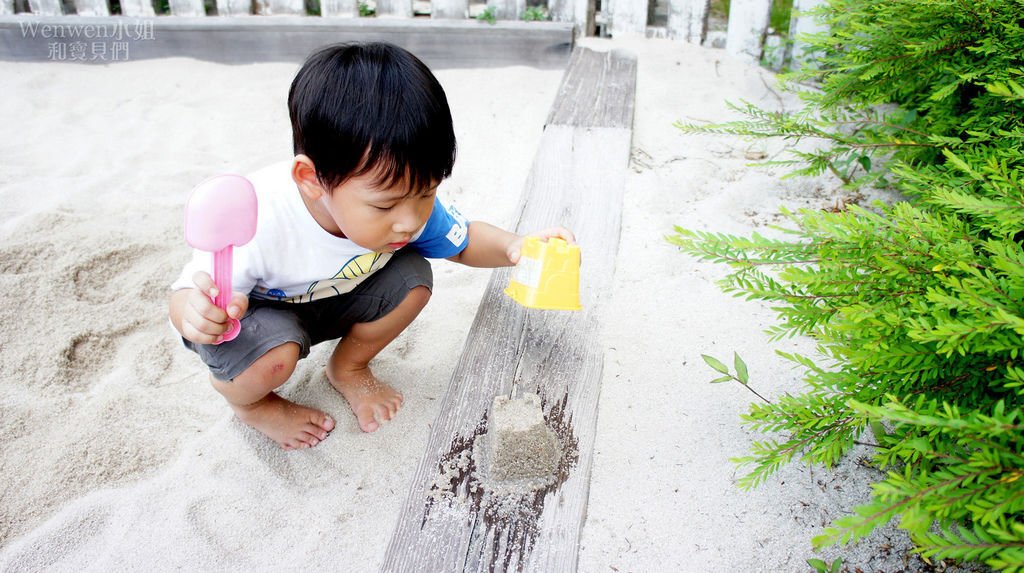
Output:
[
  {"xmin": 0, "ymin": 505, "xmax": 112, "ymax": 570},
  {"xmin": 58, "ymin": 324, "xmax": 178, "ymax": 390},
  {"xmin": 56, "ymin": 241, "xmax": 178, "ymax": 389},
  {"xmin": 0, "ymin": 243, "xmax": 59, "ymax": 275},
  {"xmin": 185, "ymin": 497, "xmax": 249, "ymax": 556},
  {"xmin": 186, "ymin": 489, "xmax": 319, "ymax": 564},
  {"xmin": 71, "ymin": 245, "xmax": 162, "ymax": 304},
  {"xmin": 131, "ymin": 339, "xmax": 175, "ymax": 387},
  {"xmin": 60, "ymin": 331, "xmax": 119, "ymax": 389}
]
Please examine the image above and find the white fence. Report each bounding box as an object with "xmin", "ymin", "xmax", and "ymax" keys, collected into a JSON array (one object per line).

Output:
[{"xmin": 0, "ymin": 0, "xmax": 826, "ymax": 66}]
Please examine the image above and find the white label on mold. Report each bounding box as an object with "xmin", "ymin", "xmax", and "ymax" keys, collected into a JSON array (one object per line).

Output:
[{"xmin": 512, "ymin": 256, "xmax": 542, "ymax": 288}]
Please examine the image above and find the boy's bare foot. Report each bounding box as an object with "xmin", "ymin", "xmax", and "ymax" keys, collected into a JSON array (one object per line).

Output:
[
  {"xmin": 230, "ymin": 393, "xmax": 335, "ymax": 450},
  {"xmin": 327, "ymin": 366, "xmax": 403, "ymax": 433}
]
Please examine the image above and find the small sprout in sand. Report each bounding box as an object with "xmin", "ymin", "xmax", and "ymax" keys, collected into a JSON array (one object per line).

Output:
[
  {"xmin": 702, "ymin": 352, "xmax": 770, "ymax": 404},
  {"xmin": 807, "ymin": 556, "xmax": 842, "ymax": 573}
]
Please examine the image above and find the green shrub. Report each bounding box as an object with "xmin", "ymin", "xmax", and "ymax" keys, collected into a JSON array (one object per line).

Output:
[
  {"xmin": 671, "ymin": 0, "xmax": 1024, "ymax": 569},
  {"xmin": 681, "ymin": 1, "xmax": 1024, "ymax": 191}
]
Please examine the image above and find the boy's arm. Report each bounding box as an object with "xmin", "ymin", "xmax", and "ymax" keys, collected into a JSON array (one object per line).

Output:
[{"xmin": 447, "ymin": 221, "xmax": 575, "ymax": 268}]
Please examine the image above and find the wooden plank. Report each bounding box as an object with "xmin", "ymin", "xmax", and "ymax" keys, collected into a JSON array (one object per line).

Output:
[
  {"xmin": 787, "ymin": 0, "xmax": 826, "ymax": 67},
  {"xmin": 666, "ymin": 0, "xmax": 706, "ymax": 44},
  {"xmin": 725, "ymin": 0, "xmax": 770, "ymax": 63},
  {"xmin": 28, "ymin": 0, "xmax": 62, "ymax": 15},
  {"xmin": 487, "ymin": 0, "xmax": 523, "ymax": 21},
  {"xmin": 546, "ymin": 48, "xmax": 636, "ymax": 128},
  {"xmin": 320, "ymin": 0, "xmax": 357, "ymax": 17},
  {"xmin": 0, "ymin": 17, "xmax": 573, "ymax": 69},
  {"xmin": 216, "ymin": 0, "xmax": 251, "ymax": 16},
  {"xmin": 573, "ymin": 0, "xmax": 595, "ymax": 38},
  {"xmin": 254, "ymin": 0, "xmax": 304, "ymax": 14},
  {"xmin": 377, "ymin": 0, "xmax": 413, "ymax": 18},
  {"xmin": 119, "ymin": 0, "xmax": 155, "ymax": 16},
  {"xmin": 431, "ymin": 0, "xmax": 466, "ymax": 19},
  {"xmin": 609, "ymin": 0, "xmax": 647, "ymax": 37},
  {"xmin": 549, "ymin": 0, "xmax": 594, "ymax": 38},
  {"xmin": 74, "ymin": 0, "xmax": 109, "ymax": 16},
  {"xmin": 381, "ymin": 47, "xmax": 636, "ymax": 573},
  {"xmin": 170, "ymin": 0, "xmax": 206, "ymax": 16},
  {"xmin": 547, "ymin": 0, "xmax": 571, "ymax": 24}
]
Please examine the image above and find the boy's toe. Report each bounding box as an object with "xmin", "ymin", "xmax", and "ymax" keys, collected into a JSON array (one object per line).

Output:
[
  {"xmin": 319, "ymin": 414, "xmax": 336, "ymax": 432},
  {"xmin": 385, "ymin": 400, "xmax": 401, "ymax": 418},
  {"xmin": 361, "ymin": 417, "xmax": 380, "ymax": 432}
]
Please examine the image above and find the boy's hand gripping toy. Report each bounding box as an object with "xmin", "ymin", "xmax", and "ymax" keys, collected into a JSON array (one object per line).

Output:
[
  {"xmin": 184, "ymin": 175, "xmax": 258, "ymax": 344},
  {"xmin": 504, "ymin": 237, "xmax": 581, "ymax": 311}
]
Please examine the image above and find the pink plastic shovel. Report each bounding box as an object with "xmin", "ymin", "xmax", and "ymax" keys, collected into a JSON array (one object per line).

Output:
[{"xmin": 184, "ymin": 175, "xmax": 258, "ymax": 344}]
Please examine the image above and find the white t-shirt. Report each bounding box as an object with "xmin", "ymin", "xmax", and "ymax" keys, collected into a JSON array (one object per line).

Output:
[{"xmin": 172, "ymin": 161, "xmax": 469, "ymax": 304}]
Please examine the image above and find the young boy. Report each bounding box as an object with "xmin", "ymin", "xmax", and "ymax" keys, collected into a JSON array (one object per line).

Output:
[{"xmin": 169, "ymin": 42, "xmax": 573, "ymax": 451}]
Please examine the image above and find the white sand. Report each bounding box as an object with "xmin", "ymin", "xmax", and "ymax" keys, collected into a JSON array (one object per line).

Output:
[{"xmin": 0, "ymin": 37, "xmax": 944, "ymax": 571}]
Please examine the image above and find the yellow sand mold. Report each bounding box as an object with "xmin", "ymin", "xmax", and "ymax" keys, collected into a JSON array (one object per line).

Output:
[{"xmin": 504, "ymin": 237, "xmax": 581, "ymax": 311}]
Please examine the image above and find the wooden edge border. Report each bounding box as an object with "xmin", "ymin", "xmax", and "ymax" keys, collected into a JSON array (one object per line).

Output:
[{"xmin": 0, "ymin": 16, "xmax": 574, "ymax": 68}]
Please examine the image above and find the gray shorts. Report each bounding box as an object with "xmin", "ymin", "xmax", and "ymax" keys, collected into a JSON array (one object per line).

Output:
[{"xmin": 183, "ymin": 249, "xmax": 433, "ymax": 381}]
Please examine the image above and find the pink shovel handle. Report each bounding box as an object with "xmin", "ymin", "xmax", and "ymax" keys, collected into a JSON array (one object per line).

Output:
[
  {"xmin": 183, "ymin": 174, "xmax": 257, "ymax": 346},
  {"xmin": 213, "ymin": 246, "xmax": 241, "ymax": 343}
]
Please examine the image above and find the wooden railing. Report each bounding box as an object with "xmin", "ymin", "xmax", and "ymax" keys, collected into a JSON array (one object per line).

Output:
[{"xmin": 0, "ymin": 0, "xmax": 826, "ymax": 68}]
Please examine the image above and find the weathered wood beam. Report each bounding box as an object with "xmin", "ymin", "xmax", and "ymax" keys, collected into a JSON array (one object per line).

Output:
[
  {"xmin": 667, "ymin": 0, "xmax": 707, "ymax": 44},
  {"xmin": 381, "ymin": 47, "xmax": 636, "ymax": 573},
  {"xmin": 119, "ymin": 0, "xmax": 154, "ymax": 16},
  {"xmin": 216, "ymin": 0, "xmax": 251, "ymax": 16},
  {"xmin": 546, "ymin": 47, "xmax": 635, "ymax": 128},
  {"xmin": 28, "ymin": 0, "xmax": 62, "ymax": 15},
  {"xmin": 431, "ymin": 0, "xmax": 467, "ymax": 19},
  {"xmin": 254, "ymin": 0, "xmax": 304, "ymax": 15},
  {"xmin": 725, "ymin": 0, "xmax": 771, "ymax": 63},
  {"xmin": 487, "ymin": 0, "xmax": 524, "ymax": 21},
  {"xmin": 788, "ymin": 0, "xmax": 826, "ymax": 67},
  {"xmin": 377, "ymin": 0, "xmax": 413, "ymax": 18},
  {"xmin": 609, "ymin": 0, "xmax": 646, "ymax": 37},
  {"xmin": 73, "ymin": 0, "xmax": 109, "ymax": 17},
  {"xmin": 169, "ymin": 0, "xmax": 205, "ymax": 16},
  {"xmin": 0, "ymin": 17, "xmax": 573, "ymax": 69},
  {"xmin": 320, "ymin": 0, "xmax": 358, "ymax": 17}
]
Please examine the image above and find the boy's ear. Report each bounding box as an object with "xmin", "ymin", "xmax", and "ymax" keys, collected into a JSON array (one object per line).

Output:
[{"xmin": 292, "ymin": 155, "xmax": 326, "ymax": 200}]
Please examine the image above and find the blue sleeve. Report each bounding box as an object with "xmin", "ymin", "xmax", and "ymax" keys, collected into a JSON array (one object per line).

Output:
[{"xmin": 409, "ymin": 197, "xmax": 469, "ymax": 259}]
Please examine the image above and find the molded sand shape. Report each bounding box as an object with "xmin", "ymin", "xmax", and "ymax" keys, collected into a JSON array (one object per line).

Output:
[{"xmin": 484, "ymin": 393, "xmax": 561, "ymax": 482}]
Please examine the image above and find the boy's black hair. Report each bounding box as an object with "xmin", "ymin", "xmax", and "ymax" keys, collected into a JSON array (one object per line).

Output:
[{"xmin": 288, "ymin": 42, "xmax": 457, "ymax": 195}]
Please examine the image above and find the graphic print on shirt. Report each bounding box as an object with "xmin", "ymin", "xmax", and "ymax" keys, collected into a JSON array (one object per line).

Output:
[
  {"xmin": 446, "ymin": 207, "xmax": 468, "ymax": 248},
  {"xmin": 288, "ymin": 251, "xmax": 393, "ymax": 303}
]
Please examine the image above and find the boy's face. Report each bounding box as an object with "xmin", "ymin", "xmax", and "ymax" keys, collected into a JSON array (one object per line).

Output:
[{"xmin": 301, "ymin": 162, "xmax": 437, "ymax": 252}]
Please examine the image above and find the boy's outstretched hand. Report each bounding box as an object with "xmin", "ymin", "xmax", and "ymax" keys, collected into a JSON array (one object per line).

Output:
[
  {"xmin": 169, "ymin": 271, "xmax": 249, "ymax": 345},
  {"xmin": 506, "ymin": 227, "xmax": 576, "ymax": 264},
  {"xmin": 447, "ymin": 222, "xmax": 576, "ymax": 268}
]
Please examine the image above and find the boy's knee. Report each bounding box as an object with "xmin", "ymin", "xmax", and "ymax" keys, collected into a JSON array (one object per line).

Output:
[
  {"xmin": 229, "ymin": 342, "xmax": 301, "ymax": 387},
  {"xmin": 403, "ymin": 285, "xmax": 431, "ymax": 311}
]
